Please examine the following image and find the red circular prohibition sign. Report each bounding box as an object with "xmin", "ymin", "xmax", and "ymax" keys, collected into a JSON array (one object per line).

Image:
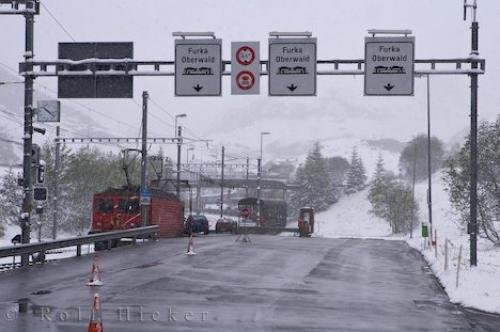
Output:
[
  {"xmin": 236, "ymin": 71, "xmax": 255, "ymax": 90},
  {"xmin": 236, "ymin": 46, "xmax": 256, "ymax": 66},
  {"xmin": 241, "ymin": 208, "xmax": 250, "ymax": 218}
]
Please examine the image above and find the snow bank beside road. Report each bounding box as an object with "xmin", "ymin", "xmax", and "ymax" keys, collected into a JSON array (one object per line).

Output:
[
  {"xmin": 407, "ymin": 173, "xmax": 500, "ymax": 314},
  {"xmin": 314, "ymin": 189, "xmax": 392, "ymax": 238}
]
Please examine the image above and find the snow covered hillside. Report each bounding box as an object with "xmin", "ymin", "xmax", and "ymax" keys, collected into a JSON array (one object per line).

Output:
[
  {"xmin": 408, "ymin": 173, "xmax": 500, "ymax": 314},
  {"xmin": 314, "ymin": 188, "xmax": 393, "ymax": 238}
]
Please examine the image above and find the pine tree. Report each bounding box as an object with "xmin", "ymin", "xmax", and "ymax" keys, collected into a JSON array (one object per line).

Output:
[
  {"xmin": 345, "ymin": 147, "xmax": 367, "ymax": 194},
  {"xmin": 291, "ymin": 142, "xmax": 336, "ymax": 213},
  {"xmin": 368, "ymin": 154, "xmax": 387, "ymax": 217}
]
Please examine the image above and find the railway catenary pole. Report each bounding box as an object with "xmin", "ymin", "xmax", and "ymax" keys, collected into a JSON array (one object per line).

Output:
[
  {"xmin": 176, "ymin": 125, "xmax": 182, "ymax": 198},
  {"xmin": 220, "ymin": 146, "xmax": 225, "ymax": 219},
  {"xmin": 52, "ymin": 125, "xmax": 60, "ymax": 239},
  {"xmin": 245, "ymin": 156, "xmax": 249, "ymax": 198},
  {"xmin": 141, "ymin": 91, "xmax": 149, "ymax": 227},
  {"xmin": 257, "ymin": 158, "xmax": 261, "ymax": 223},
  {"xmin": 464, "ymin": 0, "xmax": 479, "ymax": 266}
]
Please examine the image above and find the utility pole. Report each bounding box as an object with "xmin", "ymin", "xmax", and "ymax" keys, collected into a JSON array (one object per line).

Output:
[
  {"xmin": 410, "ymin": 143, "xmax": 417, "ymax": 239},
  {"xmin": 21, "ymin": 4, "xmax": 36, "ymax": 267},
  {"xmin": 464, "ymin": 0, "xmax": 479, "ymax": 266},
  {"xmin": 220, "ymin": 146, "xmax": 225, "ymax": 219},
  {"xmin": 426, "ymin": 74, "xmax": 433, "ymax": 241},
  {"xmin": 140, "ymin": 91, "xmax": 149, "ymax": 227},
  {"xmin": 52, "ymin": 126, "xmax": 60, "ymax": 239},
  {"xmin": 257, "ymin": 158, "xmax": 262, "ymax": 223},
  {"xmin": 176, "ymin": 126, "xmax": 182, "ymax": 198},
  {"xmin": 245, "ymin": 156, "xmax": 249, "ymax": 198},
  {"xmin": 196, "ymin": 163, "xmax": 202, "ymax": 214},
  {"xmin": 257, "ymin": 132, "xmax": 270, "ymax": 225}
]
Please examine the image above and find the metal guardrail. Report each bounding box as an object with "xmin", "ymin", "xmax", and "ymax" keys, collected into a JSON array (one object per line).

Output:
[
  {"xmin": 0, "ymin": 225, "xmax": 159, "ymax": 259},
  {"xmin": 240, "ymin": 226, "xmax": 299, "ymax": 235}
]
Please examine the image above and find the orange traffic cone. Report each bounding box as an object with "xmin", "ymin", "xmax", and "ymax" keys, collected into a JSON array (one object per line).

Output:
[
  {"xmin": 87, "ymin": 293, "xmax": 104, "ymax": 332},
  {"xmin": 185, "ymin": 235, "xmax": 196, "ymax": 255},
  {"xmin": 87, "ymin": 256, "xmax": 104, "ymax": 286}
]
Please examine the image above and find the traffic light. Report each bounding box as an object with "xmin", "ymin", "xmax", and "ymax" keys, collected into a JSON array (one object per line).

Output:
[
  {"xmin": 33, "ymin": 187, "xmax": 48, "ymax": 201},
  {"xmin": 37, "ymin": 161, "xmax": 46, "ymax": 184},
  {"xmin": 31, "ymin": 144, "xmax": 40, "ymax": 166}
]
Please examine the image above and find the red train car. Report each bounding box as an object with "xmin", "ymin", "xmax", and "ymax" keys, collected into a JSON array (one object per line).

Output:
[{"xmin": 90, "ymin": 186, "xmax": 184, "ymax": 240}]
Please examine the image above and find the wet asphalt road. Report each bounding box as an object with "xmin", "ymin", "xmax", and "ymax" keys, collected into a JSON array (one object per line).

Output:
[{"xmin": 0, "ymin": 235, "xmax": 499, "ymax": 331}]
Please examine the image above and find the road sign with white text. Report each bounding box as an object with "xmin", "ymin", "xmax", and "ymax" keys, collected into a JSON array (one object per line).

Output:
[
  {"xmin": 364, "ymin": 36, "xmax": 415, "ymax": 96},
  {"xmin": 231, "ymin": 42, "xmax": 260, "ymax": 95},
  {"xmin": 175, "ymin": 39, "xmax": 222, "ymax": 96},
  {"xmin": 268, "ymin": 38, "xmax": 317, "ymax": 96}
]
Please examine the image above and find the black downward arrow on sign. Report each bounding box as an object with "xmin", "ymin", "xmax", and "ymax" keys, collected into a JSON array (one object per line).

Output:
[
  {"xmin": 287, "ymin": 84, "xmax": 298, "ymax": 92},
  {"xmin": 384, "ymin": 83, "xmax": 395, "ymax": 91},
  {"xmin": 193, "ymin": 84, "xmax": 203, "ymax": 92}
]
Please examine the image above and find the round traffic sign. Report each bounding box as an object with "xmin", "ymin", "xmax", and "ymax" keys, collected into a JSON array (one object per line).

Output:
[
  {"xmin": 236, "ymin": 71, "xmax": 255, "ymax": 90},
  {"xmin": 240, "ymin": 207, "xmax": 250, "ymax": 218},
  {"xmin": 236, "ymin": 46, "xmax": 256, "ymax": 66}
]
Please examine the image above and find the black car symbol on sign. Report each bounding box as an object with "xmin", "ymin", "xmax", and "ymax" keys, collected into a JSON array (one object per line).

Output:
[
  {"xmin": 278, "ymin": 66, "xmax": 307, "ymax": 75},
  {"xmin": 390, "ymin": 66, "xmax": 405, "ymax": 74},
  {"xmin": 198, "ymin": 67, "xmax": 213, "ymax": 75}
]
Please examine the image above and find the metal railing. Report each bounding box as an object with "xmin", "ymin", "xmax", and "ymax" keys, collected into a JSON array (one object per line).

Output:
[{"xmin": 0, "ymin": 225, "xmax": 159, "ymax": 261}]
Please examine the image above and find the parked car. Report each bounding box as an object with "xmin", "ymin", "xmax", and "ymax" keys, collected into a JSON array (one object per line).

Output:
[
  {"xmin": 215, "ymin": 217, "xmax": 238, "ymax": 234},
  {"xmin": 185, "ymin": 215, "xmax": 209, "ymax": 235}
]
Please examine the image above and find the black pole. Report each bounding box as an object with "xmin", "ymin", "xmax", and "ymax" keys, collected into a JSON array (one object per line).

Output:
[
  {"xmin": 411, "ymin": 143, "xmax": 417, "ymax": 239},
  {"xmin": 426, "ymin": 74, "xmax": 433, "ymax": 240},
  {"xmin": 176, "ymin": 126, "xmax": 182, "ymax": 198},
  {"xmin": 245, "ymin": 156, "xmax": 249, "ymax": 198},
  {"xmin": 257, "ymin": 158, "xmax": 262, "ymax": 223},
  {"xmin": 220, "ymin": 146, "xmax": 225, "ymax": 219},
  {"xmin": 52, "ymin": 126, "xmax": 60, "ymax": 240},
  {"xmin": 469, "ymin": 20, "xmax": 479, "ymax": 266},
  {"xmin": 21, "ymin": 11, "xmax": 35, "ymax": 267},
  {"xmin": 140, "ymin": 91, "xmax": 149, "ymax": 227}
]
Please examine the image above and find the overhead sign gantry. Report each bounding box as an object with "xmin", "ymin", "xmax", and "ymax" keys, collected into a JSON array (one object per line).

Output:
[{"xmin": 5, "ymin": 0, "xmax": 486, "ymax": 267}]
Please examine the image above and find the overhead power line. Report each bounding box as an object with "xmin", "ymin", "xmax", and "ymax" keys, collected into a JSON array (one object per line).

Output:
[{"xmin": 40, "ymin": 3, "xmax": 76, "ymax": 41}]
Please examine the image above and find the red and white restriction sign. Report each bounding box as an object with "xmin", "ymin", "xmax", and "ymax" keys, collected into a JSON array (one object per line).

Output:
[
  {"xmin": 231, "ymin": 42, "xmax": 260, "ymax": 95},
  {"xmin": 236, "ymin": 46, "xmax": 256, "ymax": 65},
  {"xmin": 240, "ymin": 208, "xmax": 250, "ymax": 218},
  {"xmin": 236, "ymin": 71, "xmax": 255, "ymax": 90}
]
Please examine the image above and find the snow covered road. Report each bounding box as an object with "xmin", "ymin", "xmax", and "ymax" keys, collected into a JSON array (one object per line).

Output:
[{"xmin": 0, "ymin": 235, "xmax": 498, "ymax": 331}]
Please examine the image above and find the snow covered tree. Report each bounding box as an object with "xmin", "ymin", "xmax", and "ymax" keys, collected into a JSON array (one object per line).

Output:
[
  {"xmin": 399, "ymin": 134, "xmax": 444, "ymax": 181},
  {"xmin": 368, "ymin": 169, "xmax": 419, "ymax": 234},
  {"xmin": 0, "ymin": 169, "xmax": 23, "ymax": 237},
  {"xmin": 443, "ymin": 117, "xmax": 500, "ymax": 245},
  {"xmin": 290, "ymin": 142, "xmax": 336, "ymax": 213},
  {"xmin": 368, "ymin": 155, "xmax": 388, "ymax": 217},
  {"xmin": 345, "ymin": 147, "xmax": 367, "ymax": 194}
]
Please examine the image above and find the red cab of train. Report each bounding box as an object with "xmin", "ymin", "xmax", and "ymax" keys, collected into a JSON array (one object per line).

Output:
[
  {"xmin": 298, "ymin": 207, "xmax": 315, "ymax": 237},
  {"xmin": 91, "ymin": 187, "xmax": 184, "ymax": 237}
]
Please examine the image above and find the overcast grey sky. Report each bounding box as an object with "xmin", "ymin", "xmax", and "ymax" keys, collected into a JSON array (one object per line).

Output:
[{"xmin": 0, "ymin": 0, "xmax": 499, "ymax": 160}]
